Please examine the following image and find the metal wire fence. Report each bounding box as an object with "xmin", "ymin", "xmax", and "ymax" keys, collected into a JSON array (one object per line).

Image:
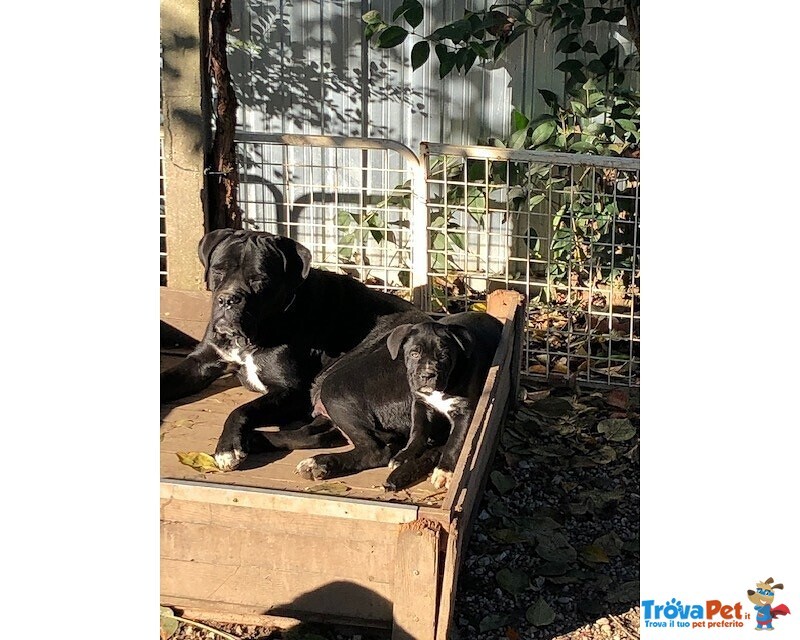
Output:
[
  {"xmin": 423, "ymin": 143, "xmax": 640, "ymax": 387},
  {"xmin": 233, "ymin": 134, "xmax": 640, "ymax": 387},
  {"xmin": 237, "ymin": 132, "xmax": 427, "ymax": 302}
]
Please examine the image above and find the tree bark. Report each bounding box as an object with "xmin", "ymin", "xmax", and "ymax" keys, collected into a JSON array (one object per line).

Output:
[
  {"xmin": 208, "ymin": 0, "xmax": 241, "ymax": 229},
  {"xmin": 624, "ymin": 0, "xmax": 640, "ymax": 52}
]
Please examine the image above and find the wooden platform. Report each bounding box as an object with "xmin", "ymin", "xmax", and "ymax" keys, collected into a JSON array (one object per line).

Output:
[{"xmin": 160, "ymin": 287, "xmax": 525, "ymax": 640}]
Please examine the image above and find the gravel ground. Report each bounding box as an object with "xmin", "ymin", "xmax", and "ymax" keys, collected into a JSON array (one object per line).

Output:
[{"xmin": 163, "ymin": 380, "xmax": 640, "ymax": 640}]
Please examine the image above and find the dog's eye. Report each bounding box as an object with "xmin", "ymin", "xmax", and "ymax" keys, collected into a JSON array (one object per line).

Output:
[{"xmin": 409, "ymin": 350, "xmax": 421, "ymax": 359}]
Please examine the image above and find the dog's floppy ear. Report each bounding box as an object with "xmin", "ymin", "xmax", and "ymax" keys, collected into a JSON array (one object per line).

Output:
[
  {"xmin": 387, "ymin": 324, "xmax": 414, "ymax": 360},
  {"xmin": 198, "ymin": 229, "xmax": 237, "ymax": 289},
  {"xmin": 272, "ymin": 236, "xmax": 313, "ymax": 282},
  {"xmin": 448, "ymin": 325, "xmax": 474, "ymax": 358}
]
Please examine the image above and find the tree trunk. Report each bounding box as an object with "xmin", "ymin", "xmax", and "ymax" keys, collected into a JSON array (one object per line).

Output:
[
  {"xmin": 208, "ymin": 0, "xmax": 241, "ymax": 229},
  {"xmin": 624, "ymin": 0, "xmax": 640, "ymax": 52}
]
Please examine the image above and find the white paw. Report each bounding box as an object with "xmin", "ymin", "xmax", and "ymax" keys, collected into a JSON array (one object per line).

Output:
[
  {"xmin": 430, "ymin": 467, "xmax": 453, "ymax": 490},
  {"xmin": 387, "ymin": 458, "xmax": 401, "ymax": 470},
  {"xmin": 214, "ymin": 449, "xmax": 246, "ymax": 471},
  {"xmin": 295, "ymin": 457, "xmax": 327, "ymax": 480}
]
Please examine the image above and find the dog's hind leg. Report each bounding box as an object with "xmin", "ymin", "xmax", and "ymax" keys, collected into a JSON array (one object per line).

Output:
[
  {"xmin": 256, "ymin": 415, "xmax": 348, "ymax": 450},
  {"xmin": 294, "ymin": 401, "xmax": 394, "ymax": 480}
]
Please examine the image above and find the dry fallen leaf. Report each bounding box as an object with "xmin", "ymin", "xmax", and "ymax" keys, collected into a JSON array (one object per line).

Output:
[
  {"xmin": 176, "ymin": 451, "xmax": 220, "ymax": 473},
  {"xmin": 304, "ymin": 481, "xmax": 351, "ymax": 495}
]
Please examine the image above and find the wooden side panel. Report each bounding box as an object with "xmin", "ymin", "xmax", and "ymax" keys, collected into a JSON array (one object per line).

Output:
[
  {"xmin": 161, "ymin": 493, "xmax": 403, "ymax": 623},
  {"xmin": 391, "ymin": 519, "xmax": 443, "ymax": 640}
]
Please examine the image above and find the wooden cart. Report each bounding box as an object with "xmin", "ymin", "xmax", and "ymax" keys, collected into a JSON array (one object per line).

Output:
[{"xmin": 160, "ymin": 288, "xmax": 524, "ymax": 639}]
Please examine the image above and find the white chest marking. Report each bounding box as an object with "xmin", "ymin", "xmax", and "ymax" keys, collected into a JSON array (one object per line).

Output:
[
  {"xmin": 241, "ymin": 353, "xmax": 267, "ymax": 393},
  {"xmin": 417, "ymin": 390, "xmax": 459, "ymax": 416},
  {"xmin": 212, "ymin": 345, "xmax": 267, "ymax": 393}
]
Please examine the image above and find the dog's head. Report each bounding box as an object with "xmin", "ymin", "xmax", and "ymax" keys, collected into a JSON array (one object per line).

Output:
[
  {"xmin": 198, "ymin": 229, "xmax": 312, "ymax": 344},
  {"xmin": 747, "ymin": 578, "xmax": 784, "ymax": 606},
  {"xmin": 386, "ymin": 321, "xmax": 473, "ymax": 393}
]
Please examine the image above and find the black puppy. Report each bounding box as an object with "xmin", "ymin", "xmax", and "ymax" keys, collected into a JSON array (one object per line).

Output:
[
  {"xmin": 295, "ymin": 311, "xmax": 502, "ymax": 490},
  {"xmin": 160, "ymin": 229, "xmax": 416, "ymax": 470}
]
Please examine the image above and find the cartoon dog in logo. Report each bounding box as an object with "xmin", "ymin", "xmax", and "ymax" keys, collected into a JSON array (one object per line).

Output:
[{"xmin": 747, "ymin": 577, "xmax": 791, "ymax": 630}]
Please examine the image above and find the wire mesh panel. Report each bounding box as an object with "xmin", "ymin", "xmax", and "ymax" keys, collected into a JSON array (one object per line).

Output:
[
  {"xmin": 160, "ymin": 131, "xmax": 168, "ymax": 287},
  {"xmin": 423, "ymin": 143, "xmax": 640, "ymax": 388},
  {"xmin": 236, "ymin": 132, "xmax": 427, "ymax": 301}
]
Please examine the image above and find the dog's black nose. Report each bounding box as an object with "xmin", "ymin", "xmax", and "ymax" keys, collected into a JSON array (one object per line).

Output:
[{"xmin": 217, "ymin": 292, "xmax": 243, "ymax": 307}]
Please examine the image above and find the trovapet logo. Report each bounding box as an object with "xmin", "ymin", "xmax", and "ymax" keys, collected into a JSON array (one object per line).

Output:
[
  {"xmin": 641, "ymin": 576, "xmax": 791, "ymax": 632},
  {"xmin": 746, "ymin": 577, "xmax": 791, "ymax": 631}
]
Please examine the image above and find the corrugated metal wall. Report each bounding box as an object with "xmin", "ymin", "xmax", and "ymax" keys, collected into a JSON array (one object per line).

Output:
[{"xmin": 229, "ymin": 0, "xmax": 637, "ymax": 149}]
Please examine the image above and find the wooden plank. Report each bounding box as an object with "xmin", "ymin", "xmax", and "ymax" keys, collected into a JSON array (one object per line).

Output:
[
  {"xmin": 391, "ymin": 518, "xmax": 443, "ymax": 640},
  {"xmin": 161, "ymin": 288, "xmax": 212, "ymax": 343},
  {"xmin": 161, "ymin": 558, "xmax": 394, "ymax": 622},
  {"xmin": 162, "ymin": 481, "xmax": 419, "ymax": 524},
  {"xmin": 162, "ymin": 521, "xmax": 396, "ymax": 584}
]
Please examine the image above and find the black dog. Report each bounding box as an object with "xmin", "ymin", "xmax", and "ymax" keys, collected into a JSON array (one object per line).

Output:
[
  {"xmin": 295, "ymin": 311, "xmax": 502, "ymax": 490},
  {"xmin": 160, "ymin": 229, "xmax": 416, "ymax": 470}
]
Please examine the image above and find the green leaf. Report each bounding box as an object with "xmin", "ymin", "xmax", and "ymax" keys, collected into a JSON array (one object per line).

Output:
[
  {"xmin": 377, "ymin": 25, "xmax": 408, "ymax": 48},
  {"xmin": 435, "ymin": 44, "xmax": 457, "ymax": 77},
  {"xmin": 530, "ymin": 120, "xmax": 556, "ymax": 147},
  {"xmin": 556, "ymin": 32, "xmax": 580, "ymax": 53},
  {"xmin": 490, "ymin": 470, "xmax": 517, "ymax": 495},
  {"xmin": 160, "ymin": 607, "xmax": 179, "ymax": 640},
  {"xmin": 392, "ymin": 0, "xmax": 424, "ymax": 28},
  {"xmin": 432, "ymin": 19, "xmax": 473, "ymax": 44},
  {"xmin": 568, "ymin": 140, "xmax": 597, "ymax": 153},
  {"xmin": 529, "ymin": 193, "xmax": 546, "ymax": 208},
  {"xmin": 508, "ymin": 127, "xmax": 529, "ymax": 149},
  {"xmin": 556, "ymin": 59, "xmax": 583, "ymax": 73},
  {"xmin": 511, "ymin": 108, "xmax": 530, "ymax": 132},
  {"xmin": 538, "ymin": 89, "xmax": 560, "ymax": 108},
  {"xmin": 411, "ymin": 40, "xmax": 430, "ymax": 70},
  {"xmin": 616, "ymin": 118, "xmax": 638, "ymax": 133},
  {"xmin": 526, "ymin": 598, "xmax": 556, "ymax": 626},
  {"xmin": 604, "ymin": 7, "xmax": 626, "ymax": 22},
  {"xmin": 496, "ymin": 567, "xmax": 529, "ymax": 596},
  {"xmin": 362, "ymin": 10, "xmax": 383, "ymax": 25},
  {"xmin": 569, "ymin": 100, "xmax": 587, "ymax": 117},
  {"xmin": 591, "ymin": 445, "xmax": 617, "ymax": 464},
  {"xmin": 597, "ymin": 418, "xmax": 636, "ymax": 442},
  {"xmin": 588, "ymin": 7, "xmax": 606, "ymax": 24}
]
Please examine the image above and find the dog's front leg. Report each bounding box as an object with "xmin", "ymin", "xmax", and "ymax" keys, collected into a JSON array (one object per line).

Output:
[
  {"xmin": 388, "ymin": 399, "xmax": 432, "ymax": 470},
  {"xmin": 161, "ymin": 342, "xmax": 228, "ymax": 403},
  {"xmin": 431, "ymin": 401, "xmax": 473, "ymax": 489},
  {"xmin": 214, "ymin": 387, "xmax": 309, "ymax": 470}
]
